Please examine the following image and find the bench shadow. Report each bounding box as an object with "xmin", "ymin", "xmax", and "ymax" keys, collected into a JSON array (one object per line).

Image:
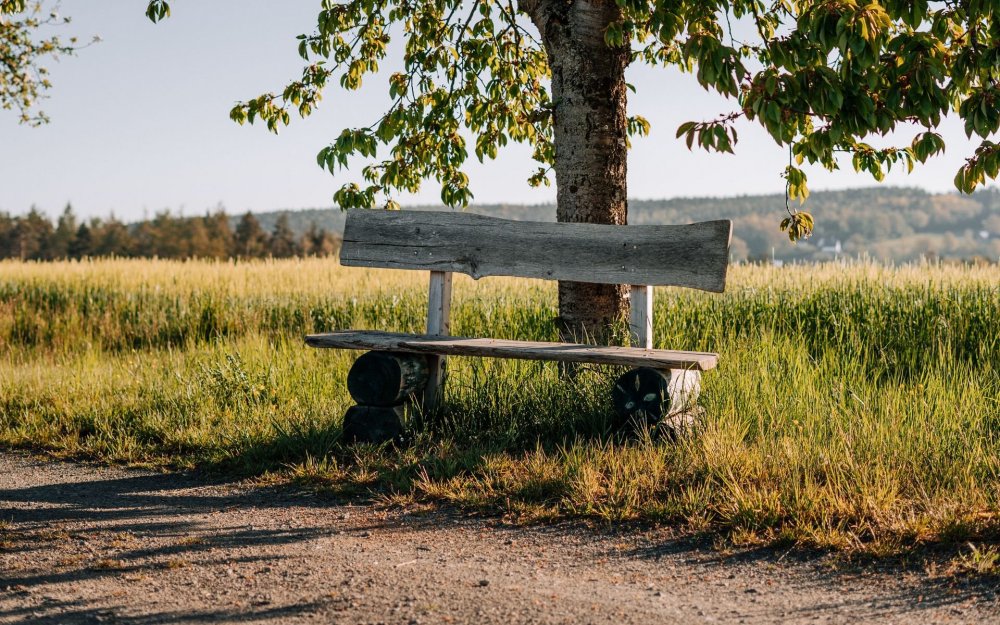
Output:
[
  {"xmin": 2, "ymin": 598, "xmax": 329, "ymax": 625},
  {"xmin": 618, "ymin": 537, "xmax": 1000, "ymax": 619},
  {"xmin": 3, "ymin": 455, "xmax": 998, "ymax": 624}
]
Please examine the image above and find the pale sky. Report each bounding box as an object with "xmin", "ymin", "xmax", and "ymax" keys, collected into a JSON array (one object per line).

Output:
[{"xmin": 0, "ymin": 0, "xmax": 988, "ymax": 221}]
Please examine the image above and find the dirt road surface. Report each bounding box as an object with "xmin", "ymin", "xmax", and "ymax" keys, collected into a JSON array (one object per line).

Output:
[{"xmin": 1, "ymin": 452, "xmax": 997, "ymax": 624}]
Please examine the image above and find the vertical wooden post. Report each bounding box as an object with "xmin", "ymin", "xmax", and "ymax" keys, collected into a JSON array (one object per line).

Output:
[
  {"xmin": 424, "ymin": 271, "xmax": 453, "ymax": 411},
  {"xmin": 629, "ymin": 285, "xmax": 653, "ymax": 349}
]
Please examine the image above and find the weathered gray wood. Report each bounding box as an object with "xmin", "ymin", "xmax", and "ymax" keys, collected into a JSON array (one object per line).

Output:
[
  {"xmin": 663, "ymin": 368, "xmax": 701, "ymax": 416},
  {"xmin": 340, "ymin": 210, "xmax": 732, "ymax": 292},
  {"xmin": 423, "ymin": 271, "xmax": 452, "ymax": 410},
  {"xmin": 611, "ymin": 367, "xmax": 702, "ymax": 433},
  {"xmin": 306, "ymin": 330, "xmax": 718, "ymax": 371},
  {"xmin": 629, "ymin": 285, "xmax": 653, "ymax": 349},
  {"xmin": 346, "ymin": 351, "xmax": 430, "ymax": 406},
  {"xmin": 342, "ymin": 404, "xmax": 406, "ymax": 445}
]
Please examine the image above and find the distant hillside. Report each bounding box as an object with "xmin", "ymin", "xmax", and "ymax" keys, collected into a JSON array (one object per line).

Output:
[{"xmin": 248, "ymin": 187, "xmax": 1000, "ymax": 263}]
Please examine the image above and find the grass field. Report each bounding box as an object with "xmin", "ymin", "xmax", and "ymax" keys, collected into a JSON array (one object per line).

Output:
[{"xmin": 2, "ymin": 258, "xmax": 999, "ymax": 554}]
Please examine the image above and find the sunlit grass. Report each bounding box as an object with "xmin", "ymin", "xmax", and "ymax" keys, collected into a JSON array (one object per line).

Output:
[{"xmin": 1, "ymin": 257, "xmax": 999, "ymax": 554}]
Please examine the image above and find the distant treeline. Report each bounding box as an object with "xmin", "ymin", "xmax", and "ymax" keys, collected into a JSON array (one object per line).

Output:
[
  {"xmin": 622, "ymin": 186, "xmax": 1000, "ymax": 264},
  {"xmin": 207, "ymin": 187, "xmax": 1000, "ymax": 263},
  {"xmin": 0, "ymin": 207, "xmax": 341, "ymax": 261},
  {"xmin": 5, "ymin": 186, "xmax": 1000, "ymax": 263},
  {"xmin": 244, "ymin": 186, "xmax": 1000, "ymax": 264}
]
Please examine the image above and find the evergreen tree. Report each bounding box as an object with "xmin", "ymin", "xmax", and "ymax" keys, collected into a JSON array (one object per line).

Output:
[
  {"xmin": 203, "ymin": 209, "xmax": 234, "ymax": 258},
  {"xmin": 12, "ymin": 207, "xmax": 53, "ymax": 260},
  {"xmin": 269, "ymin": 213, "xmax": 299, "ymax": 258},
  {"xmin": 130, "ymin": 220, "xmax": 155, "ymax": 258},
  {"xmin": 68, "ymin": 223, "xmax": 92, "ymax": 259},
  {"xmin": 183, "ymin": 216, "xmax": 211, "ymax": 259},
  {"xmin": 234, "ymin": 212, "xmax": 269, "ymax": 258},
  {"xmin": 147, "ymin": 210, "xmax": 184, "ymax": 258},
  {"xmin": 50, "ymin": 204, "xmax": 77, "ymax": 259},
  {"xmin": 91, "ymin": 215, "xmax": 133, "ymax": 257},
  {"xmin": 0, "ymin": 212, "xmax": 14, "ymax": 258},
  {"xmin": 302, "ymin": 221, "xmax": 339, "ymax": 257}
]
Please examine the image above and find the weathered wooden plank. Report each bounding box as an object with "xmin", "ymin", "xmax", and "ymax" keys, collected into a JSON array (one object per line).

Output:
[
  {"xmin": 663, "ymin": 368, "xmax": 701, "ymax": 416},
  {"xmin": 340, "ymin": 210, "xmax": 732, "ymax": 292},
  {"xmin": 422, "ymin": 271, "xmax": 453, "ymax": 410},
  {"xmin": 305, "ymin": 330, "xmax": 718, "ymax": 371},
  {"xmin": 629, "ymin": 285, "xmax": 653, "ymax": 349},
  {"xmin": 427, "ymin": 271, "xmax": 452, "ymax": 336}
]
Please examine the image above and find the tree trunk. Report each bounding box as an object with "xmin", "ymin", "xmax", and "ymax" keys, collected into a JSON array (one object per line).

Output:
[{"xmin": 524, "ymin": 0, "xmax": 630, "ymax": 344}]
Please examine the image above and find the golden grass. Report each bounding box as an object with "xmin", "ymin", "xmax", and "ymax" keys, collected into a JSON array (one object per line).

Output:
[
  {"xmin": 1, "ymin": 257, "xmax": 999, "ymax": 555},
  {"xmin": 3, "ymin": 256, "xmax": 998, "ymax": 295}
]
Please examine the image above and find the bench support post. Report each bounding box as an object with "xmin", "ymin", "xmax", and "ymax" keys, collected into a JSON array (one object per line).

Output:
[
  {"xmin": 629, "ymin": 285, "xmax": 653, "ymax": 349},
  {"xmin": 611, "ymin": 367, "xmax": 702, "ymax": 437},
  {"xmin": 423, "ymin": 270, "xmax": 453, "ymax": 411}
]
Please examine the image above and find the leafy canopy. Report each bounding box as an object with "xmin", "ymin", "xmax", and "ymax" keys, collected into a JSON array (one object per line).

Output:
[
  {"xmin": 6, "ymin": 1, "xmax": 1000, "ymax": 238},
  {"xmin": 0, "ymin": 0, "xmax": 97, "ymax": 125}
]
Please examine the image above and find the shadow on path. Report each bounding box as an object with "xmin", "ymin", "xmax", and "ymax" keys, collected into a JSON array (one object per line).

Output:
[{"xmin": 2, "ymin": 452, "xmax": 998, "ymax": 624}]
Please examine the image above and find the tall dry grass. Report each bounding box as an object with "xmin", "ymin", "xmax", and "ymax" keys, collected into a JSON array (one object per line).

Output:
[{"xmin": 1, "ymin": 257, "xmax": 999, "ymax": 552}]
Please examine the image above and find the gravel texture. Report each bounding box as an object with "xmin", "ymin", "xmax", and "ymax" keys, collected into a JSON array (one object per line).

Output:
[{"xmin": 1, "ymin": 452, "xmax": 997, "ymax": 624}]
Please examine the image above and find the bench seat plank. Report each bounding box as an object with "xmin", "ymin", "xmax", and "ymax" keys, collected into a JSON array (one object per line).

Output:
[{"xmin": 306, "ymin": 330, "xmax": 718, "ymax": 371}]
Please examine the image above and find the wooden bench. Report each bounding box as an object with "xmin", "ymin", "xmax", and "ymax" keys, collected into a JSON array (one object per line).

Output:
[{"xmin": 306, "ymin": 210, "xmax": 732, "ymax": 443}]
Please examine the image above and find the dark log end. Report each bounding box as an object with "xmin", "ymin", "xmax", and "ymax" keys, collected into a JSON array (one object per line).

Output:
[
  {"xmin": 347, "ymin": 351, "xmax": 429, "ymax": 406},
  {"xmin": 341, "ymin": 405, "xmax": 405, "ymax": 446},
  {"xmin": 611, "ymin": 367, "xmax": 670, "ymax": 433}
]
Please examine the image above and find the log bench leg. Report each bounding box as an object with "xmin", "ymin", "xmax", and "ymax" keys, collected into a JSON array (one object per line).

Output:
[
  {"xmin": 611, "ymin": 367, "xmax": 702, "ymax": 438},
  {"xmin": 423, "ymin": 354, "xmax": 446, "ymax": 413},
  {"xmin": 342, "ymin": 351, "xmax": 430, "ymax": 445},
  {"xmin": 342, "ymin": 405, "xmax": 407, "ymax": 445},
  {"xmin": 423, "ymin": 271, "xmax": 452, "ymax": 412},
  {"xmin": 347, "ymin": 351, "xmax": 430, "ymax": 406}
]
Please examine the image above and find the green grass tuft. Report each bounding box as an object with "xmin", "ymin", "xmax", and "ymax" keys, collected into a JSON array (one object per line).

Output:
[{"xmin": 1, "ymin": 258, "xmax": 999, "ymax": 553}]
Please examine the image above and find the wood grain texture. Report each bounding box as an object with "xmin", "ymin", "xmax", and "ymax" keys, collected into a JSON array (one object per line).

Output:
[
  {"xmin": 663, "ymin": 368, "xmax": 701, "ymax": 416},
  {"xmin": 306, "ymin": 330, "xmax": 718, "ymax": 371},
  {"xmin": 340, "ymin": 210, "xmax": 732, "ymax": 292},
  {"xmin": 424, "ymin": 271, "xmax": 453, "ymax": 411},
  {"xmin": 629, "ymin": 285, "xmax": 653, "ymax": 349}
]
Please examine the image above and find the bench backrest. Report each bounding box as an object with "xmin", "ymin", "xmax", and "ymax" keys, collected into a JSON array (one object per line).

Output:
[
  {"xmin": 340, "ymin": 209, "xmax": 732, "ymax": 351},
  {"xmin": 340, "ymin": 210, "xmax": 732, "ymax": 292}
]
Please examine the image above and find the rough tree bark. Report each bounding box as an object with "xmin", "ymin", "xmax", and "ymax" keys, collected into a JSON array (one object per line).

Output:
[{"xmin": 523, "ymin": 0, "xmax": 630, "ymax": 344}]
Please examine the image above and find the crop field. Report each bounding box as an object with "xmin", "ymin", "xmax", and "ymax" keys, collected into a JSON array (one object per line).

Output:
[{"xmin": 1, "ymin": 258, "xmax": 999, "ymax": 554}]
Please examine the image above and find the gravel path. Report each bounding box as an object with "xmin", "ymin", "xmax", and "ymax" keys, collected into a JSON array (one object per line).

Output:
[{"xmin": 1, "ymin": 452, "xmax": 996, "ymax": 624}]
